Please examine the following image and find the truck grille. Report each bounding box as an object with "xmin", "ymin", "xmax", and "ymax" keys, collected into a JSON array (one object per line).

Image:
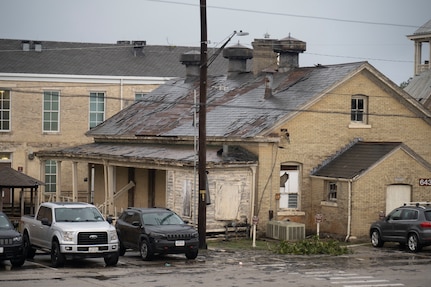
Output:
[
  {"xmin": 166, "ymin": 233, "xmax": 193, "ymax": 240},
  {"xmin": 77, "ymin": 232, "xmax": 108, "ymax": 245}
]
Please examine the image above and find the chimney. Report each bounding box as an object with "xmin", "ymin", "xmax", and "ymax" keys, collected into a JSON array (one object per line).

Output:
[
  {"xmin": 273, "ymin": 34, "xmax": 306, "ymax": 72},
  {"xmin": 34, "ymin": 41, "xmax": 42, "ymax": 52},
  {"xmin": 132, "ymin": 41, "xmax": 146, "ymax": 56},
  {"xmin": 222, "ymin": 43, "xmax": 253, "ymax": 78},
  {"xmin": 180, "ymin": 50, "xmax": 201, "ymax": 79},
  {"xmin": 21, "ymin": 40, "xmax": 30, "ymax": 51},
  {"xmin": 251, "ymin": 38, "xmax": 278, "ymax": 76},
  {"xmin": 263, "ymin": 69, "xmax": 275, "ymax": 99}
]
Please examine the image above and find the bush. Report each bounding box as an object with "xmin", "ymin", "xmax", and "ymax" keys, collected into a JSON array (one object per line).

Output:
[{"xmin": 274, "ymin": 235, "xmax": 351, "ymax": 255}]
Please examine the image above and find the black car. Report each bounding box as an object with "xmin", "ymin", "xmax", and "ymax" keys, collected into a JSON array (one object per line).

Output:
[
  {"xmin": 0, "ymin": 212, "xmax": 25, "ymax": 267},
  {"xmin": 115, "ymin": 207, "xmax": 199, "ymax": 260},
  {"xmin": 370, "ymin": 203, "xmax": 431, "ymax": 252}
]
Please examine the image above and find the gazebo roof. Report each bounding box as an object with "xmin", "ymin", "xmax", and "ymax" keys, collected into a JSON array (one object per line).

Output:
[{"xmin": 0, "ymin": 167, "xmax": 44, "ymax": 188}]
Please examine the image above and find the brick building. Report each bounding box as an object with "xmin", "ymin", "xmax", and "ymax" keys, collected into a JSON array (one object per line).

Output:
[{"xmin": 36, "ymin": 35, "xmax": 431, "ymax": 239}]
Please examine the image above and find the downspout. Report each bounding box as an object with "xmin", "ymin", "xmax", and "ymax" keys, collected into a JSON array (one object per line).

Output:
[
  {"xmin": 249, "ymin": 166, "xmax": 257, "ymax": 237},
  {"xmin": 345, "ymin": 179, "xmax": 353, "ymax": 242}
]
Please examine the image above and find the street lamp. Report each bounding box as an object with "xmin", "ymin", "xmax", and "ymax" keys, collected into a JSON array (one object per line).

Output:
[{"xmin": 198, "ymin": 0, "xmax": 248, "ymax": 249}]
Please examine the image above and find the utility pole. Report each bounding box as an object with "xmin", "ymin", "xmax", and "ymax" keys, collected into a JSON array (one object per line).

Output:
[{"xmin": 198, "ymin": 0, "xmax": 208, "ymax": 249}]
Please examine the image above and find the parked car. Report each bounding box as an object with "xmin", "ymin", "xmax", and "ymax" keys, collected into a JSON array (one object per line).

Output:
[
  {"xmin": 0, "ymin": 212, "xmax": 25, "ymax": 267},
  {"xmin": 116, "ymin": 207, "xmax": 199, "ymax": 260},
  {"xmin": 369, "ymin": 203, "xmax": 431, "ymax": 252}
]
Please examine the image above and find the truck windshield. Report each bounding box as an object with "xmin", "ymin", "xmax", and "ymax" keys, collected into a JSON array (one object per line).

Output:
[{"xmin": 55, "ymin": 207, "xmax": 104, "ymax": 222}]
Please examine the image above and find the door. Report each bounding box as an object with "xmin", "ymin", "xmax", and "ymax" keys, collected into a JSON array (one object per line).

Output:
[{"xmin": 386, "ymin": 185, "xmax": 411, "ymax": 215}]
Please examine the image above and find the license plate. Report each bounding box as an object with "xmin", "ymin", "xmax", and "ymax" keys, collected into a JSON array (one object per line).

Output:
[
  {"xmin": 89, "ymin": 247, "xmax": 98, "ymax": 252},
  {"xmin": 175, "ymin": 240, "xmax": 185, "ymax": 247},
  {"xmin": 0, "ymin": 247, "xmax": 3, "ymax": 253}
]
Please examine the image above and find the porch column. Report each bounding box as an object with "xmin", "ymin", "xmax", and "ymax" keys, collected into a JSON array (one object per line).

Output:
[
  {"xmin": 107, "ymin": 165, "xmax": 115, "ymax": 216},
  {"xmin": 56, "ymin": 161, "xmax": 62, "ymax": 201},
  {"xmin": 415, "ymin": 41, "xmax": 422, "ymax": 75},
  {"xmin": 72, "ymin": 161, "xmax": 78, "ymax": 202}
]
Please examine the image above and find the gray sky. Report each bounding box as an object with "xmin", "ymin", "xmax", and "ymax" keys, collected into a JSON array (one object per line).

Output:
[{"xmin": 1, "ymin": 0, "xmax": 430, "ymax": 85}]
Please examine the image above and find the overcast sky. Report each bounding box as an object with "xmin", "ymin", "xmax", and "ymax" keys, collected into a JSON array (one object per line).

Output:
[{"xmin": 1, "ymin": 0, "xmax": 430, "ymax": 85}]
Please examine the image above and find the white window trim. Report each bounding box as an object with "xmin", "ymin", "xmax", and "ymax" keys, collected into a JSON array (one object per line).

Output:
[
  {"xmin": 42, "ymin": 90, "xmax": 60, "ymax": 133},
  {"xmin": 350, "ymin": 95, "xmax": 369, "ymax": 125},
  {"xmin": 89, "ymin": 91, "xmax": 106, "ymax": 129},
  {"xmin": 0, "ymin": 89, "xmax": 11, "ymax": 132}
]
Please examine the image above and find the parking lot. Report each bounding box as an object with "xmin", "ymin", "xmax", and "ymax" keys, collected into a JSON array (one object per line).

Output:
[{"xmin": 1, "ymin": 242, "xmax": 431, "ymax": 287}]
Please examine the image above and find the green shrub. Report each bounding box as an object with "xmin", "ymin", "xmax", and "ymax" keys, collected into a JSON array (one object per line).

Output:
[{"xmin": 274, "ymin": 235, "xmax": 351, "ymax": 255}]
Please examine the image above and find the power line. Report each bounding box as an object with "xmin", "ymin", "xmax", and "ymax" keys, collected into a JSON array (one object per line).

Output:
[{"xmin": 145, "ymin": 0, "xmax": 421, "ymax": 29}]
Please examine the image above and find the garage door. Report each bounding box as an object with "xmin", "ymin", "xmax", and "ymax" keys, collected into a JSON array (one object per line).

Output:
[{"xmin": 386, "ymin": 185, "xmax": 411, "ymax": 214}]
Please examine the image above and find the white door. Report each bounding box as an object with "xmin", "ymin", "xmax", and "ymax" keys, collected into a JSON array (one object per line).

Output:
[{"xmin": 386, "ymin": 185, "xmax": 411, "ymax": 214}]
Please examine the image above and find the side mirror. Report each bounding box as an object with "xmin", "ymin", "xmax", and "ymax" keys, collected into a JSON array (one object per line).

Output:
[
  {"xmin": 41, "ymin": 218, "xmax": 51, "ymax": 226},
  {"xmin": 106, "ymin": 217, "xmax": 113, "ymax": 224}
]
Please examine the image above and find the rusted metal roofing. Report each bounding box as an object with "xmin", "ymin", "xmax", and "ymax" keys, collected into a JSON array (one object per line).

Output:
[
  {"xmin": 87, "ymin": 62, "xmax": 368, "ymax": 140},
  {"xmin": 412, "ymin": 19, "xmax": 431, "ymax": 35},
  {"xmin": 404, "ymin": 69, "xmax": 431, "ymax": 106},
  {"xmin": 36, "ymin": 143, "xmax": 257, "ymax": 166},
  {"xmin": 311, "ymin": 141, "xmax": 406, "ymax": 179},
  {"xmin": 0, "ymin": 167, "xmax": 45, "ymax": 188}
]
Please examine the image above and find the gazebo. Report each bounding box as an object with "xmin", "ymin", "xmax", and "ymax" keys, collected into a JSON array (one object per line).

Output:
[{"xmin": 0, "ymin": 167, "xmax": 44, "ymax": 220}]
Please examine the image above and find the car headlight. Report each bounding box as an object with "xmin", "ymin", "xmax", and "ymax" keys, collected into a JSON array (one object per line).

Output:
[
  {"xmin": 149, "ymin": 232, "xmax": 166, "ymax": 239},
  {"xmin": 108, "ymin": 230, "xmax": 118, "ymax": 241},
  {"xmin": 63, "ymin": 231, "xmax": 74, "ymax": 242},
  {"xmin": 12, "ymin": 235, "xmax": 22, "ymax": 243},
  {"xmin": 191, "ymin": 232, "xmax": 199, "ymax": 238}
]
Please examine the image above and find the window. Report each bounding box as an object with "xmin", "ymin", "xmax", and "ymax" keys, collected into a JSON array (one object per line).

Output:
[
  {"xmin": 45, "ymin": 160, "xmax": 57, "ymax": 192},
  {"xmin": 279, "ymin": 165, "xmax": 300, "ymax": 209},
  {"xmin": 327, "ymin": 181, "xmax": 337, "ymax": 201},
  {"xmin": 43, "ymin": 91, "xmax": 60, "ymax": 132},
  {"xmin": 135, "ymin": 92, "xmax": 146, "ymax": 102},
  {"xmin": 351, "ymin": 95, "xmax": 368, "ymax": 124},
  {"xmin": 89, "ymin": 92, "xmax": 105, "ymax": 128},
  {"xmin": 0, "ymin": 90, "xmax": 10, "ymax": 131}
]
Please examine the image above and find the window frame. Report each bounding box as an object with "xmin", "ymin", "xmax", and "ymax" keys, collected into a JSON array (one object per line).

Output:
[
  {"xmin": 135, "ymin": 92, "xmax": 147, "ymax": 102},
  {"xmin": 42, "ymin": 90, "xmax": 60, "ymax": 132},
  {"xmin": 0, "ymin": 89, "xmax": 11, "ymax": 132},
  {"xmin": 89, "ymin": 91, "xmax": 105, "ymax": 129},
  {"xmin": 45, "ymin": 160, "xmax": 57, "ymax": 193},
  {"xmin": 327, "ymin": 181, "xmax": 337, "ymax": 202},
  {"xmin": 350, "ymin": 94, "xmax": 368, "ymax": 124},
  {"xmin": 279, "ymin": 164, "xmax": 300, "ymax": 210}
]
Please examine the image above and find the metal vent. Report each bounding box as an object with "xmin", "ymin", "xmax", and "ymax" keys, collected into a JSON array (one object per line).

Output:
[{"xmin": 266, "ymin": 221, "xmax": 305, "ymax": 241}]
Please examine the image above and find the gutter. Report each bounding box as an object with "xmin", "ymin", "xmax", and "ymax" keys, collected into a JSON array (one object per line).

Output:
[{"xmin": 345, "ymin": 179, "xmax": 353, "ymax": 242}]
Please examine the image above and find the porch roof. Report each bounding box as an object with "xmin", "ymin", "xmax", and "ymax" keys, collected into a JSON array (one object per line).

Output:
[
  {"xmin": 35, "ymin": 143, "xmax": 258, "ymax": 167},
  {"xmin": 0, "ymin": 167, "xmax": 45, "ymax": 188}
]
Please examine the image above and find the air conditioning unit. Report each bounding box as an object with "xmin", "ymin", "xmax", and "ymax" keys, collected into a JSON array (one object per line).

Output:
[{"xmin": 266, "ymin": 221, "xmax": 305, "ymax": 241}]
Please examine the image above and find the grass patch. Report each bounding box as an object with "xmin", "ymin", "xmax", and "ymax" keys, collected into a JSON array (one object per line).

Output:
[
  {"xmin": 207, "ymin": 238, "xmax": 276, "ymax": 251},
  {"xmin": 274, "ymin": 235, "xmax": 351, "ymax": 255}
]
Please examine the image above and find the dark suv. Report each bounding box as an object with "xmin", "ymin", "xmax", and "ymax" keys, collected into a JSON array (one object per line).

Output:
[
  {"xmin": 115, "ymin": 207, "xmax": 199, "ymax": 260},
  {"xmin": 370, "ymin": 203, "xmax": 431, "ymax": 252},
  {"xmin": 0, "ymin": 212, "xmax": 25, "ymax": 267}
]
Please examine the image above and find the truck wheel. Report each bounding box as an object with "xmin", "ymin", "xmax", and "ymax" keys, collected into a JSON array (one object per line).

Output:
[
  {"xmin": 104, "ymin": 252, "xmax": 119, "ymax": 266},
  {"xmin": 23, "ymin": 233, "xmax": 36, "ymax": 259},
  {"xmin": 51, "ymin": 240, "xmax": 66, "ymax": 267},
  {"xmin": 140, "ymin": 240, "xmax": 153, "ymax": 261},
  {"xmin": 185, "ymin": 249, "xmax": 198, "ymax": 260}
]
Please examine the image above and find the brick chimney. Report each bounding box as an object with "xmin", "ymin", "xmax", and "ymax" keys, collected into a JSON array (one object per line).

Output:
[
  {"xmin": 180, "ymin": 50, "xmax": 201, "ymax": 78},
  {"xmin": 222, "ymin": 43, "xmax": 253, "ymax": 78},
  {"xmin": 251, "ymin": 37, "xmax": 278, "ymax": 76},
  {"xmin": 273, "ymin": 35, "xmax": 306, "ymax": 72}
]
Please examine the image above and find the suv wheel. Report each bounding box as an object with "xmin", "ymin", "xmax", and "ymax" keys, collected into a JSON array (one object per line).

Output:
[
  {"xmin": 185, "ymin": 249, "xmax": 198, "ymax": 260},
  {"xmin": 119, "ymin": 242, "xmax": 126, "ymax": 256},
  {"xmin": 371, "ymin": 229, "xmax": 384, "ymax": 247},
  {"xmin": 140, "ymin": 240, "xmax": 153, "ymax": 261},
  {"xmin": 407, "ymin": 233, "xmax": 422, "ymax": 252}
]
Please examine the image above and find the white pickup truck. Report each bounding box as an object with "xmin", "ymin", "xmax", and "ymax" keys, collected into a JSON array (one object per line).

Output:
[{"xmin": 20, "ymin": 202, "xmax": 119, "ymax": 267}]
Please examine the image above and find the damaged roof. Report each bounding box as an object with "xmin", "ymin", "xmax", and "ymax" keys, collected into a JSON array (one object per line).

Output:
[
  {"xmin": 0, "ymin": 39, "xmax": 228, "ymax": 77},
  {"xmin": 36, "ymin": 143, "xmax": 258, "ymax": 167},
  {"xmin": 87, "ymin": 61, "xmax": 368, "ymax": 140},
  {"xmin": 311, "ymin": 141, "xmax": 431, "ymax": 179}
]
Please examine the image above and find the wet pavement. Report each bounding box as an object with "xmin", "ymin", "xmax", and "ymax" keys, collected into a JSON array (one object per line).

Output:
[{"xmin": 1, "ymin": 241, "xmax": 431, "ymax": 287}]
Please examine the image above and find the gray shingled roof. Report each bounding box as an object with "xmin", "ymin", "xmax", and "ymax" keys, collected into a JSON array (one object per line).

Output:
[
  {"xmin": 0, "ymin": 39, "xmax": 228, "ymax": 77},
  {"xmin": 413, "ymin": 19, "xmax": 431, "ymax": 35},
  {"xmin": 0, "ymin": 167, "xmax": 44, "ymax": 187},
  {"xmin": 87, "ymin": 61, "xmax": 367, "ymax": 139},
  {"xmin": 311, "ymin": 141, "xmax": 403, "ymax": 179}
]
